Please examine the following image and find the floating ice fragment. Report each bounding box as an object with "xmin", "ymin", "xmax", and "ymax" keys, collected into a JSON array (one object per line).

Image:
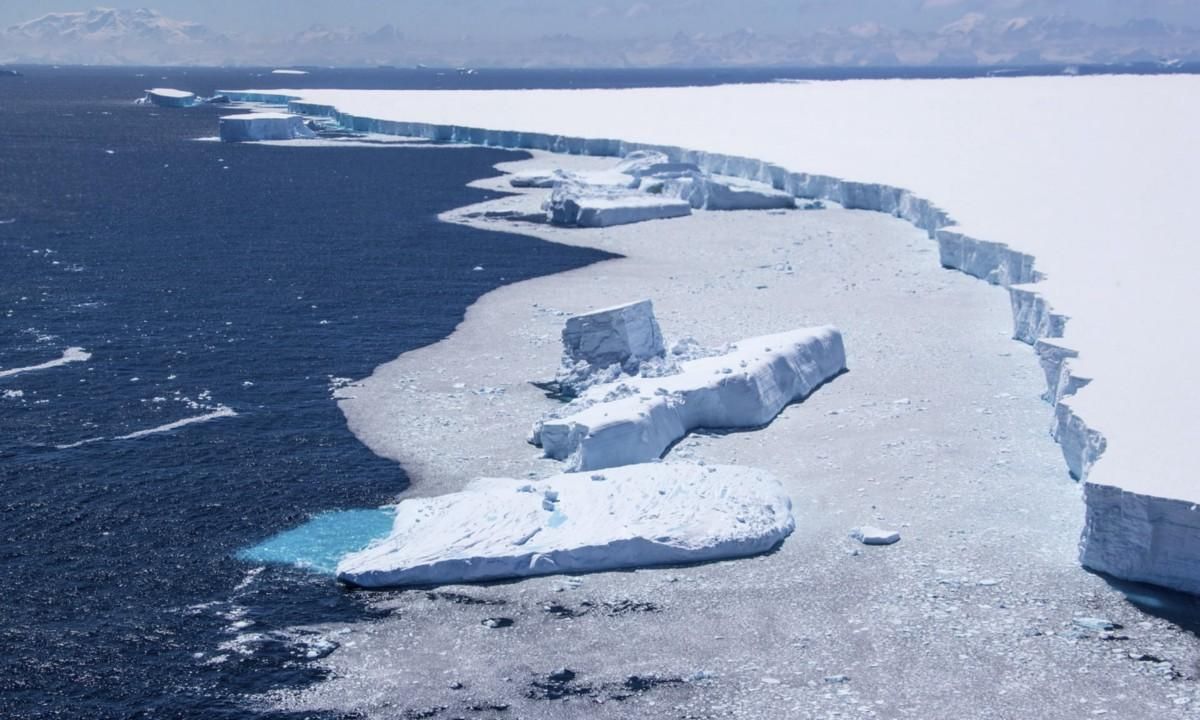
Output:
[{"xmin": 851, "ymin": 526, "xmax": 901, "ymax": 545}]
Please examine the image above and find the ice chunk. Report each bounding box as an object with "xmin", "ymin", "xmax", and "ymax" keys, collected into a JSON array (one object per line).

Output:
[
  {"xmin": 561, "ymin": 299, "xmax": 665, "ymax": 373},
  {"xmin": 271, "ymin": 69, "xmax": 309, "ymax": 75},
  {"xmin": 535, "ymin": 326, "xmax": 845, "ymax": 471},
  {"xmin": 219, "ymin": 113, "xmax": 318, "ymax": 143},
  {"xmin": 508, "ymin": 169, "xmax": 564, "ymax": 188},
  {"xmin": 142, "ymin": 88, "xmax": 196, "ymax": 108},
  {"xmin": 336, "ymin": 463, "xmax": 794, "ymax": 588},
  {"xmin": 851, "ymin": 526, "xmax": 901, "ymax": 545},
  {"xmin": 544, "ymin": 179, "xmax": 691, "ymax": 227}
]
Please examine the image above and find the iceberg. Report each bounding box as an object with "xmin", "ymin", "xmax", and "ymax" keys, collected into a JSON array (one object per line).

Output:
[
  {"xmin": 560, "ymin": 299, "xmax": 665, "ymax": 374},
  {"xmin": 336, "ymin": 463, "xmax": 794, "ymax": 588},
  {"xmin": 544, "ymin": 179, "xmax": 691, "ymax": 227},
  {"xmin": 533, "ymin": 326, "xmax": 846, "ymax": 472},
  {"xmin": 141, "ymin": 87, "xmax": 196, "ymax": 108},
  {"xmin": 218, "ymin": 113, "xmax": 317, "ymax": 143},
  {"xmin": 216, "ymin": 77, "xmax": 1200, "ymax": 595}
]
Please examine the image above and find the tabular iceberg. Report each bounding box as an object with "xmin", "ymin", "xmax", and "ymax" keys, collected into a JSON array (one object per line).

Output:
[
  {"xmin": 533, "ymin": 326, "xmax": 846, "ymax": 472},
  {"xmin": 335, "ymin": 463, "xmax": 795, "ymax": 588},
  {"xmin": 142, "ymin": 88, "xmax": 196, "ymax": 108},
  {"xmin": 219, "ymin": 113, "xmax": 317, "ymax": 143},
  {"xmin": 544, "ymin": 178, "xmax": 692, "ymax": 227}
]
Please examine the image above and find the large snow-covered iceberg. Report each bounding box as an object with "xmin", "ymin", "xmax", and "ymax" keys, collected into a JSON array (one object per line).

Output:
[
  {"xmin": 336, "ymin": 463, "xmax": 794, "ymax": 588},
  {"xmin": 217, "ymin": 77, "xmax": 1200, "ymax": 595},
  {"xmin": 219, "ymin": 113, "xmax": 317, "ymax": 143},
  {"xmin": 534, "ymin": 326, "xmax": 846, "ymax": 472}
]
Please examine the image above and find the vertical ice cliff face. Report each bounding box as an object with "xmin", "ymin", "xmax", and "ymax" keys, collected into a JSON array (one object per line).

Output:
[
  {"xmin": 1080, "ymin": 484, "xmax": 1200, "ymax": 596},
  {"xmin": 215, "ymin": 89, "xmax": 1200, "ymax": 598},
  {"xmin": 219, "ymin": 113, "xmax": 317, "ymax": 142},
  {"xmin": 561, "ymin": 299, "xmax": 665, "ymax": 374}
]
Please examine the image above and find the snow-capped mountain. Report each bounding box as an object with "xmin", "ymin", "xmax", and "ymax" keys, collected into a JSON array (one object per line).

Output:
[
  {"xmin": 2, "ymin": 6, "xmax": 1198, "ymax": 68},
  {"xmin": 3, "ymin": 7, "xmax": 229, "ymax": 65}
]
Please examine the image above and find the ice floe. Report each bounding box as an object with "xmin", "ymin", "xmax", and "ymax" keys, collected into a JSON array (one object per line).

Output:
[{"xmin": 336, "ymin": 463, "xmax": 794, "ymax": 588}]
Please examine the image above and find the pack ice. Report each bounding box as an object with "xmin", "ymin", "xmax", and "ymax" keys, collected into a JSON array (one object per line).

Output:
[
  {"xmin": 335, "ymin": 463, "xmax": 794, "ymax": 588},
  {"xmin": 533, "ymin": 319, "xmax": 846, "ymax": 472},
  {"xmin": 219, "ymin": 113, "xmax": 317, "ymax": 143}
]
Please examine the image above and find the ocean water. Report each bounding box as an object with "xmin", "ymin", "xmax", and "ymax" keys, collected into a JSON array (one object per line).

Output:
[
  {"xmin": 2, "ymin": 63, "xmax": 1198, "ymax": 718},
  {"xmin": 0, "ymin": 68, "xmax": 615, "ymax": 719}
]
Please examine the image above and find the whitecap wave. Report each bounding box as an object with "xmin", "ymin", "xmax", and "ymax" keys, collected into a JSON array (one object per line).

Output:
[{"xmin": 0, "ymin": 347, "xmax": 91, "ymax": 379}]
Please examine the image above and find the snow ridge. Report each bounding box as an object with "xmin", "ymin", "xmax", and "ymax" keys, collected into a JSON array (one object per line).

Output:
[{"xmin": 216, "ymin": 89, "xmax": 1190, "ymax": 596}]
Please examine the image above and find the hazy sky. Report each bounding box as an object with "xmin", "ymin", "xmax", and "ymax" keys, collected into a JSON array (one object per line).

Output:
[{"xmin": 4, "ymin": 0, "xmax": 1200, "ymax": 38}]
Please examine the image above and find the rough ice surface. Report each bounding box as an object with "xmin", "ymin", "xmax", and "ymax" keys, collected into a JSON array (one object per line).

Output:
[
  {"xmin": 534, "ymin": 326, "xmax": 846, "ymax": 472},
  {"xmin": 335, "ymin": 463, "xmax": 794, "ymax": 588},
  {"xmin": 544, "ymin": 177, "xmax": 691, "ymax": 227},
  {"xmin": 217, "ymin": 77, "xmax": 1200, "ymax": 594},
  {"xmin": 143, "ymin": 87, "xmax": 195, "ymax": 108},
  {"xmin": 218, "ymin": 113, "xmax": 317, "ymax": 143},
  {"xmin": 561, "ymin": 299, "xmax": 665, "ymax": 373}
]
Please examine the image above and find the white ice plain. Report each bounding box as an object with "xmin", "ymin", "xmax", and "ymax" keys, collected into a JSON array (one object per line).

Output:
[
  {"xmin": 336, "ymin": 463, "xmax": 794, "ymax": 588},
  {"xmin": 222, "ymin": 76, "xmax": 1200, "ymax": 595}
]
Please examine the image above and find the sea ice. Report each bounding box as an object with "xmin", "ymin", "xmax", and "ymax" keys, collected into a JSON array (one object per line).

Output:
[
  {"xmin": 219, "ymin": 113, "xmax": 317, "ymax": 143},
  {"xmin": 533, "ymin": 326, "xmax": 846, "ymax": 472},
  {"xmin": 335, "ymin": 463, "xmax": 794, "ymax": 588}
]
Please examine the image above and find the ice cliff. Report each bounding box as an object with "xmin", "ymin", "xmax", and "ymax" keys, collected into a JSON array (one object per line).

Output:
[
  {"xmin": 336, "ymin": 463, "xmax": 794, "ymax": 588},
  {"xmin": 219, "ymin": 112, "xmax": 317, "ymax": 143}
]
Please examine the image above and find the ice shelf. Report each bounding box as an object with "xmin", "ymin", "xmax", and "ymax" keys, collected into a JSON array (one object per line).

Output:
[
  {"xmin": 336, "ymin": 463, "xmax": 794, "ymax": 588},
  {"xmin": 215, "ymin": 77, "xmax": 1200, "ymax": 595},
  {"xmin": 533, "ymin": 326, "xmax": 846, "ymax": 472}
]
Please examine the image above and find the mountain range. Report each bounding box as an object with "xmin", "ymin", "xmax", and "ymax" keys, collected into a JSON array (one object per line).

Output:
[{"xmin": 3, "ymin": 7, "xmax": 1198, "ymax": 67}]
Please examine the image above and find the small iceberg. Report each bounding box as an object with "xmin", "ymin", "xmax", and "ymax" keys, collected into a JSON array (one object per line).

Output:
[
  {"xmin": 139, "ymin": 88, "xmax": 197, "ymax": 108},
  {"xmin": 336, "ymin": 463, "xmax": 794, "ymax": 588}
]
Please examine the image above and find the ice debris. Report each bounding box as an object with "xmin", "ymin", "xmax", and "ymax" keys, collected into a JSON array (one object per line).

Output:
[{"xmin": 851, "ymin": 526, "xmax": 901, "ymax": 545}]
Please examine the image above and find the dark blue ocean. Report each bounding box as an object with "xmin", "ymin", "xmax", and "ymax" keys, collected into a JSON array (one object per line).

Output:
[{"xmin": 2, "ymin": 63, "xmax": 1198, "ymax": 719}]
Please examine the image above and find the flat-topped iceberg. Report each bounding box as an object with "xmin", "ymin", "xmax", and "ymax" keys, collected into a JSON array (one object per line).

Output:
[
  {"xmin": 141, "ymin": 88, "xmax": 196, "ymax": 108},
  {"xmin": 534, "ymin": 326, "xmax": 846, "ymax": 472},
  {"xmin": 336, "ymin": 463, "xmax": 794, "ymax": 588},
  {"xmin": 219, "ymin": 113, "xmax": 317, "ymax": 143}
]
